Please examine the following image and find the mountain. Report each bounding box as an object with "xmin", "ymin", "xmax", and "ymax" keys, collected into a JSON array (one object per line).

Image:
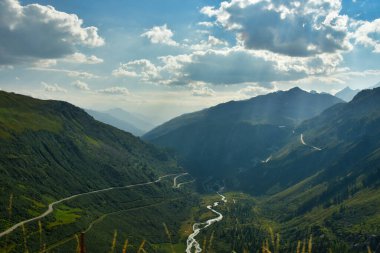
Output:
[
  {"xmin": 143, "ymin": 87, "xmax": 344, "ymax": 181},
  {"xmin": 335, "ymin": 86, "xmax": 361, "ymax": 102},
  {"xmin": 240, "ymin": 87, "xmax": 380, "ymax": 194},
  {"xmin": 227, "ymin": 88, "xmax": 380, "ymax": 251},
  {"xmin": 106, "ymin": 108, "xmax": 155, "ymax": 133},
  {"xmin": 188, "ymin": 88, "xmax": 380, "ymax": 252},
  {"xmin": 86, "ymin": 109, "xmax": 145, "ymax": 136},
  {"xmin": 0, "ymin": 91, "xmax": 192, "ymax": 252}
]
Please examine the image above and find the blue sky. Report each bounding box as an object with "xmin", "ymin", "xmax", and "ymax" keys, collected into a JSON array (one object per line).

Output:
[{"xmin": 1, "ymin": 0, "xmax": 380, "ymax": 123}]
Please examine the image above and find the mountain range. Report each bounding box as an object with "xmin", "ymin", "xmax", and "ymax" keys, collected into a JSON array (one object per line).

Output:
[
  {"xmin": 143, "ymin": 87, "xmax": 380, "ymax": 251},
  {"xmin": 143, "ymin": 87, "xmax": 343, "ymax": 180},
  {"xmin": 1, "ymin": 87, "xmax": 380, "ymax": 252}
]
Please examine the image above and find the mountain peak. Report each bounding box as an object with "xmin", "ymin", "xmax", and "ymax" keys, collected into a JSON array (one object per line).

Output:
[
  {"xmin": 287, "ymin": 87, "xmax": 305, "ymax": 93},
  {"xmin": 335, "ymin": 86, "xmax": 361, "ymax": 102}
]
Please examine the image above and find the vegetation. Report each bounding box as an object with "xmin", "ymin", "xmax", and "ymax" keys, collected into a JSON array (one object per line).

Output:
[
  {"xmin": 0, "ymin": 91, "xmax": 195, "ymax": 252},
  {"xmin": 1, "ymin": 88, "xmax": 380, "ymax": 252}
]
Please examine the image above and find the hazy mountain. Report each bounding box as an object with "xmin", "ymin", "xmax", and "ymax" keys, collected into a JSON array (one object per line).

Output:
[
  {"xmin": 105, "ymin": 108, "xmax": 155, "ymax": 133},
  {"xmin": 143, "ymin": 87, "xmax": 344, "ymax": 179},
  {"xmin": 334, "ymin": 86, "xmax": 361, "ymax": 102},
  {"xmin": 0, "ymin": 91, "xmax": 188, "ymax": 252},
  {"xmin": 86, "ymin": 109, "xmax": 145, "ymax": 136}
]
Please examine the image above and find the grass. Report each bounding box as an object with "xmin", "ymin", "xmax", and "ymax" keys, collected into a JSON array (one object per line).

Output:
[
  {"xmin": 0, "ymin": 108, "xmax": 62, "ymax": 135},
  {"xmin": 153, "ymin": 242, "xmax": 186, "ymax": 252},
  {"xmin": 47, "ymin": 207, "xmax": 82, "ymax": 229}
]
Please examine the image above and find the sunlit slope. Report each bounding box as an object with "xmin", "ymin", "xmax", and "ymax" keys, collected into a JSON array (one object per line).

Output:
[{"xmin": 0, "ymin": 91, "xmax": 181, "ymax": 230}]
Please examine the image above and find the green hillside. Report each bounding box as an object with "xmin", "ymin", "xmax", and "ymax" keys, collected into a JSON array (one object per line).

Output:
[
  {"xmin": 224, "ymin": 88, "xmax": 380, "ymax": 251},
  {"xmin": 0, "ymin": 91, "xmax": 195, "ymax": 252}
]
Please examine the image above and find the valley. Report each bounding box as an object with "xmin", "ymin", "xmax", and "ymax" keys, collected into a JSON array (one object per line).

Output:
[{"xmin": 1, "ymin": 88, "xmax": 380, "ymax": 252}]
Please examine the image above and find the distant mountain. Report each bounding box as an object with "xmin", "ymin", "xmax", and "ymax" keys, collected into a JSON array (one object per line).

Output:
[
  {"xmin": 106, "ymin": 108, "xmax": 155, "ymax": 133},
  {"xmin": 86, "ymin": 109, "xmax": 145, "ymax": 136},
  {"xmin": 143, "ymin": 87, "xmax": 344, "ymax": 180},
  {"xmin": 0, "ymin": 91, "xmax": 186, "ymax": 252},
  {"xmin": 335, "ymin": 86, "xmax": 361, "ymax": 102}
]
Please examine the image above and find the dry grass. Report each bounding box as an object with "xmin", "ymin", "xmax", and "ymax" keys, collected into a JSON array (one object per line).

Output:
[
  {"xmin": 122, "ymin": 239, "xmax": 128, "ymax": 253},
  {"xmin": 163, "ymin": 223, "xmax": 175, "ymax": 253},
  {"xmin": 137, "ymin": 240, "xmax": 146, "ymax": 253},
  {"xmin": 109, "ymin": 230, "xmax": 118, "ymax": 253}
]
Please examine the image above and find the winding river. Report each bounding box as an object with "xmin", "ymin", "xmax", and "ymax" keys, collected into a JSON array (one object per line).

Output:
[{"xmin": 186, "ymin": 192, "xmax": 227, "ymax": 253}]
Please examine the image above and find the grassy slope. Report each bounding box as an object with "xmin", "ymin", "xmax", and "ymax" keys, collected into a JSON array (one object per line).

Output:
[{"xmin": 0, "ymin": 91, "xmax": 197, "ymax": 252}]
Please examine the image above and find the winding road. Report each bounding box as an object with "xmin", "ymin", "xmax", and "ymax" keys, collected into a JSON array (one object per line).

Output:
[
  {"xmin": 0, "ymin": 173, "xmax": 182, "ymax": 238},
  {"xmin": 173, "ymin": 173, "xmax": 189, "ymax": 188},
  {"xmin": 186, "ymin": 193, "xmax": 227, "ymax": 253},
  {"xmin": 173, "ymin": 173, "xmax": 196, "ymax": 189},
  {"xmin": 261, "ymin": 155, "xmax": 272, "ymax": 164},
  {"xmin": 300, "ymin": 134, "xmax": 322, "ymax": 151}
]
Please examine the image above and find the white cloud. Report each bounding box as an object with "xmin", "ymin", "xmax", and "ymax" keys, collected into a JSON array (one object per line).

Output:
[
  {"xmin": 237, "ymin": 85, "xmax": 277, "ymax": 98},
  {"xmin": 198, "ymin": 21, "xmax": 214, "ymax": 27},
  {"xmin": 141, "ymin": 24, "xmax": 179, "ymax": 46},
  {"xmin": 190, "ymin": 35, "xmax": 229, "ymax": 51},
  {"xmin": 0, "ymin": 0, "xmax": 104, "ymax": 65},
  {"xmin": 33, "ymin": 59, "xmax": 57, "ymax": 68},
  {"xmin": 353, "ymin": 19, "xmax": 380, "ymax": 53},
  {"xmin": 189, "ymin": 81, "xmax": 216, "ymax": 97},
  {"xmin": 112, "ymin": 45, "xmax": 345, "ymax": 87},
  {"xmin": 64, "ymin": 53, "xmax": 104, "ymax": 64},
  {"xmin": 72, "ymin": 80, "xmax": 90, "ymax": 91},
  {"xmin": 112, "ymin": 59, "xmax": 160, "ymax": 82},
  {"xmin": 192, "ymin": 86, "xmax": 216, "ymax": 97},
  {"xmin": 97, "ymin": 86, "xmax": 130, "ymax": 95},
  {"xmin": 30, "ymin": 67, "xmax": 99, "ymax": 79},
  {"xmin": 201, "ymin": 0, "xmax": 352, "ymax": 57},
  {"xmin": 42, "ymin": 82, "xmax": 67, "ymax": 93}
]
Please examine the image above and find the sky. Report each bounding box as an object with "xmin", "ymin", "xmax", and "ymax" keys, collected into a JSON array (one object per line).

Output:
[{"xmin": 0, "ymin": 0, "xmax": 380, "ymax": 124}]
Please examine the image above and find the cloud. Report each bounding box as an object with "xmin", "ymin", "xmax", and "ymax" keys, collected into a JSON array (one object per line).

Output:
[
  {"xmin": 42, "ymin": 82, "xmax": 67, "ymax": 93},
  {"xmin": 192, "ymin": 86, "xmax": 216, "ymax": 97},
  {"xmin": 97, "ymin": 86, "xmax": 130, "ymax": 95},
  {"xmin": 201, "ymin": 0, "xmax": 352, "ymax": 57},
  {"xmin": 178, "ymin": 48, "xmax": 312, "ymax": 85},
  {"xmin": 237, "ymin": 85, "xmax": 277, "ymax": 98},
  {"xmin": 64, "ymin": 53, "xmax": 104, "ymax": 64},
  {"xmin": 30, "ymin": 67, "xmax": 99, "ymax": 79},
  {"xmin": 190, "ymin": 35, "xmax": 229, "ymax": 51},
  {"xmin": 198, "ymin": 21, "xmax": 214, "ymax": 27},
  {"xmin": 188, "ymin": 82, "xmax": 216, "ymax": 97},
  {"xmin": 112, "ymin": 59, "xmax": 160, "ymax": 81},
  {"xmin": 113, "ymin": 45, "xmax": 345, "ymax": 86},
  {"xmin": 141, "ymin": 24, "xmax": 179, "ymax": 46},
  {"xmin": 72, "ymin": 80, "xmax": 90, "ymax": 91},
  {"xmin": 353, "ymin": 19, "xmax": 380, "ymax": 53},
  {"xmin": 0, "ymin": 0, "xmax": 104, "ymax": 65},
  {"xmin": 33, "ymin": 59, "xmax": 57, "ymax": 68}
]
